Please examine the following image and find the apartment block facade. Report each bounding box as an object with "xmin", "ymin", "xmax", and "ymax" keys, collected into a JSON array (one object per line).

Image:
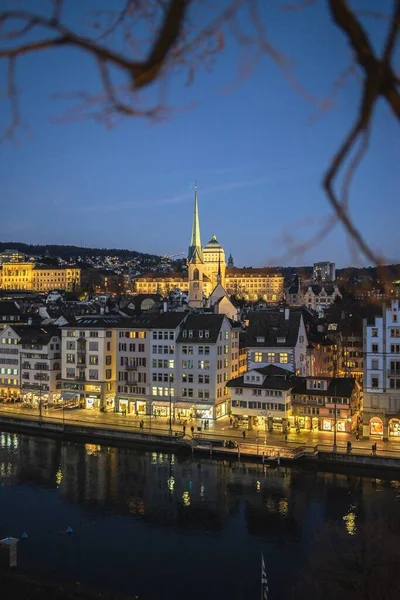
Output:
[
  {"xmin": 0, "ymin": 324, "xmax": 61, "ymax": 403},
  {"xmin": 115, "ymin": 313, "xmax": 186, "ymax": 417},
  {"xmin": 363, "ymin": 300, "xmax": 400, "ymax": 440},
  {"xmin": 60, "ymin": 315, "xmax": 121, "ymax": 410}
]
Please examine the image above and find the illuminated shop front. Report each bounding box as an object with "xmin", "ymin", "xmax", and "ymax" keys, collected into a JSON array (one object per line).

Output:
[
  {"xmin": 118, "ymin": 398, "xmax": 129, "ymax": 413},
  {"xmin": 195, "ymin": 404, "xmax": 213, "ymax": 420},
  {"xmin": 85, "ymin": 394, "xmax": 100, "ymax": 409},
  {"xmin": 61, "ymin": 392, "xmax": 81, "ymax": 407},
  {"xmin": 389, "ymin": 419, "xmax": 400, "ymax": 439},
  {"xmin": 117, "ymin": 398, "xmax": 147, "ymax": 414},
  {"xmin": 105, "ymin": 396, "xmax": 115, "ymax": 410},
  {"xmin": 175, "ymin": 402, "xmax": 194, "ymax": 419},
  {"xmin": 289, "ymin": 416, "xmax": 319, "ymax": 431},
  {"xmin": 215, "ymin": 401, "xmax": 227, "ymax": 419},
  {"xmin": 152, "ymin": 401, "xmax": 171, "ymax": 417},
  {"xmin": 370, "ymin": 417, "xmax": 383, "ymax": 437},
  {"xmin": 321, "ymin": 418, "xmax": 346, "ymax": 432}
]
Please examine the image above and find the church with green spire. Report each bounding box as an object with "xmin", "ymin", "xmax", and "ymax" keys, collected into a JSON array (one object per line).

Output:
[
  {"xmin": 135, "ymin": 186, "xmax": 284, "ymax": 305},
  {"xmin": 187, "ymin": 187, "xmax": 227, "ymax": 308}
]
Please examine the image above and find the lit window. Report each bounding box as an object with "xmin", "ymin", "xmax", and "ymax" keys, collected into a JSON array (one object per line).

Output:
[
  {"xmin": 255, "ymin": 352, "xmax": 262, "ymax": 362},
  {"xmin": 280, "ymin": 353, "xmax": 288, "ymax": 363}
]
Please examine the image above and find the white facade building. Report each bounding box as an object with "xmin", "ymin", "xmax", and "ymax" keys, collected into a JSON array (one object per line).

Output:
[
  {"xmin": 245, "ymin": 309, "xmax": 308, "ymax": 376},
  {"xmin": 175, "ymin": 313, "xmax": 240, "ymax": 420},
  {"xmin": 0, "ymin": 324, "xmax": 61, "ymax": 404},
  {"xmin": 61, "ymin": 315, "xmax": 122, "ymax": 411},
  {"xmin": 115, "ymin": 312, "xmax": 240, "ymax": 421},
  {"xmin": 228, "ymin": 365, "xmax": 293, "ymax": 432},
  {"xmin": 363, "ymin": 299, "xmax": 400, "ymax": 440}
]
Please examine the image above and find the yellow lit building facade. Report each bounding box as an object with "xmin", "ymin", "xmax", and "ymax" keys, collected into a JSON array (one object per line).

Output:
[
  {"xmin": 0, "ymin": 262, "xmax": 81, "ymax": 292},
  {"xmin": 135, "ymin": 189, "xmax": 284, "ymax": 302}
]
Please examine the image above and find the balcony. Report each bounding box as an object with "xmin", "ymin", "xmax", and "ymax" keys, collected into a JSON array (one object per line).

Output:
[
  {"xmin": 124, "ymin": 365, "xmax": 137, "ymax": 370},
  {"xmin": 388, "ymin": 369, "xmax": 400, "ymax": 377},
  {"xmin": 76, "ymin": 375, "xmax": 86, "ymax": 382},
  {"xmin": 34, "ymin": 374, "xmax": 49, "ymax": 381}
]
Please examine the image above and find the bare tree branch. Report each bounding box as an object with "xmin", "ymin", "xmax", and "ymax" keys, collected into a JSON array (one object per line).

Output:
[
  {"xmin": 0, "ymin": 0, "xmax": 398, "ymax": 268},
  {"xmin": 0, "ymin": 57, "xmax": 19, "ymax": 144},
  {"xmin": 322, "ymin": 0, "xmax": 400, "ymax": 264}
]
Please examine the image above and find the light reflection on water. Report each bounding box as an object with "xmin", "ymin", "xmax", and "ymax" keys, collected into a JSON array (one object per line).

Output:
[{"xmin": 0, "ymin": 432, "xmax": 400, "ymax": 600}]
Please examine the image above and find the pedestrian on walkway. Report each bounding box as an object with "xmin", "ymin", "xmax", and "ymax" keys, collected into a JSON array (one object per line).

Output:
[
  {"xmin": 356, "ymin": 430, "xmax": 359, "ymax": 441},
  {"xmin": 347, "ymin": 441, "xmax": 352, "ymax": 454},
  {"xmin": 229, "ymin": 416, "xmax": 233, "ymax": 426},
  {"xmin": 183, "ymin": 424, "xmax": 186, "ymax": 436},
  {"xmin": 191, "ymin": 425, "xmax": 194, "ymax": 435},
  {"xmin": 242, "ymin": 430, "xmax": 246, "ymax": 440}
]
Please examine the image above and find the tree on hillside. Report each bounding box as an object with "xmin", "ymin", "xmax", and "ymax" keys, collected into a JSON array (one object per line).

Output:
[{"xmin": 1, "ymin": 0, "xmax": 399, "ymax": 267}]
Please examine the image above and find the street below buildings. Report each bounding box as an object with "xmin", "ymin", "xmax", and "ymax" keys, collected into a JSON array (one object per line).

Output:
[{"xmin": 1, "ymin": 402, "xmax": 400, "ymax": 457}]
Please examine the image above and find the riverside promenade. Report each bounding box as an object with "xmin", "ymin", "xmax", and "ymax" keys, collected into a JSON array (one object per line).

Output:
[{"xmin": 1, "ymin": 403, "xmax": 400, "ymax": 469}]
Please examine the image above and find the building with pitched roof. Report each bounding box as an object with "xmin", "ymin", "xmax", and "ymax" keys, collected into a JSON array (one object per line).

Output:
[
  {"xmin": 243, "ymin": 308, "xmax": 308, "ymax": 376},
  {"xmin": 227, "ymin": 366, "xmax": 360, "ymax": 434},
  {"xmin": 295, "ymin": 283, "xmax": 342, "ymax": 311},
  {"xmin": 0, "ymin": 324, "xmax": 61, "ymax": 403},
  {"xmin": 0, "ymin": 301, "xmax": 23, "ymax": 329}
]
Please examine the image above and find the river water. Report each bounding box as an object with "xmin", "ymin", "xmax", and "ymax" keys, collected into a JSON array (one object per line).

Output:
[{"xmin": 1, "ymin": 431, "xmax": 400, "ymax": 600}]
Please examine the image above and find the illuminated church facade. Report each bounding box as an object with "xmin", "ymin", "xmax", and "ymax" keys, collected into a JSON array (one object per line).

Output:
[{"xmin": 135, "ymin": 188, "xmax": 284, "ymax": 305}]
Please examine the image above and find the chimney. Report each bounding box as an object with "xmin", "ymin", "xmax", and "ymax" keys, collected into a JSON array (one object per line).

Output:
[
  {"xmin": 100, "ymin": 307, "xmax": 105, "ymax": 315},
  {"xmin": 284, "ymin": 308, "xmax": 290, "ymax": 320},
  {"xmin": 163, "ymin": 300, "xmax": 168, "ymax": 313}
]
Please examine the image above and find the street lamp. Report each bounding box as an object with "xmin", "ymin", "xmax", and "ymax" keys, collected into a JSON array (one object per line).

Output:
[
  {"xmin": 333, "ymin": 387, "xmax": 337, "ymax": 454},
  {"xmin": 39, "ymin": 384, "xmax": 42, "ymax": 421},
  {"xmin": 262, "ymin": 410, "xmax": 270, "ymax": 445},
  {"xmin": 168, "ymin": 373, "xmax": 173, "ymax": 437}
]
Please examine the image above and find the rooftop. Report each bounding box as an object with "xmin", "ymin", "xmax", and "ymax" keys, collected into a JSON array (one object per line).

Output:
[
  {"xmin": 244, "ymin": 310, "xmax": 303, "ymax": 348},
  {"xmin": 176, "ymin": 313, "xmax": 226, "ymax": 343}
]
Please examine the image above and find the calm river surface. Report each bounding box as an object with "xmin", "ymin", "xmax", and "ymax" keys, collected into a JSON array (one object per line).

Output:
[{"xmin": 1, "ymin": 431, "xmax": 400, "ymax": 600}]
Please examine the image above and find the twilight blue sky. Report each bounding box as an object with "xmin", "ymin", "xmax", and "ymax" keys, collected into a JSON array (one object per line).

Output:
[{"xmin": 1, "ymin": 0, "xmax": 399, "ymax": 267}]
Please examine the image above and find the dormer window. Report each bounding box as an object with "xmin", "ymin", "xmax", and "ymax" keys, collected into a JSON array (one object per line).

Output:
[
  {"xmin": 199, "ymin": 331, "xmax": 203, "ymax": 338},
  {"xmin": 306, "ymin": 378, "xmax": 328, "ymax": 391},
  {"xmin": 182, "ymin": 331, "xmax": 187, "ymax": 338},
  {"xmin": 189, "ymin": 330, "xmax": 193, "ymax": 338},
  {"xmin": 256, "ymin": 336, "xmax": 265, "ymax": 343},
  {"xmin": 277, "ymin": 336, "xmax": 286, "ymax": 344},
  {"xmin": 205, "ymin": 331, "xmax": 209, "ymax": 339}
]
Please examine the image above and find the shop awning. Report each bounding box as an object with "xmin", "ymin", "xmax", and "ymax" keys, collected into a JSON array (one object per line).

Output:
[
  {"xmin": 175, "ymin": 402, "xmax": 193, "ymax": 409},
  {"xmin": 151, "ymin": 400, "xmax": 170, "ymax": 407},
  {"xmin": 194, "ymin": 404, "xmax": 214, "ymax": 410},
  {"xmin": 62, "ymin": 392, "xmax": 79, "ymax": 401}
]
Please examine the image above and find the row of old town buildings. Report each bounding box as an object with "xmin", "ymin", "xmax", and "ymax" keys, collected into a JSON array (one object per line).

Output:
[{"xmin": 0, "ymin": 191, "xmax": 399, "ymax": 440}]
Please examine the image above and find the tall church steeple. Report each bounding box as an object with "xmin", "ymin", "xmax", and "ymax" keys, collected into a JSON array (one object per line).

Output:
[
  {"xmin": 188, "ymin": 185, "xmax": 202, "ymax": 263},
  {"xmin": 217, "ymin": 251, "xmax": 222, "ymax": 286},
  {"xmin": 187, "ymin": 185, "xmax": 204, "ymax": 309}
]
